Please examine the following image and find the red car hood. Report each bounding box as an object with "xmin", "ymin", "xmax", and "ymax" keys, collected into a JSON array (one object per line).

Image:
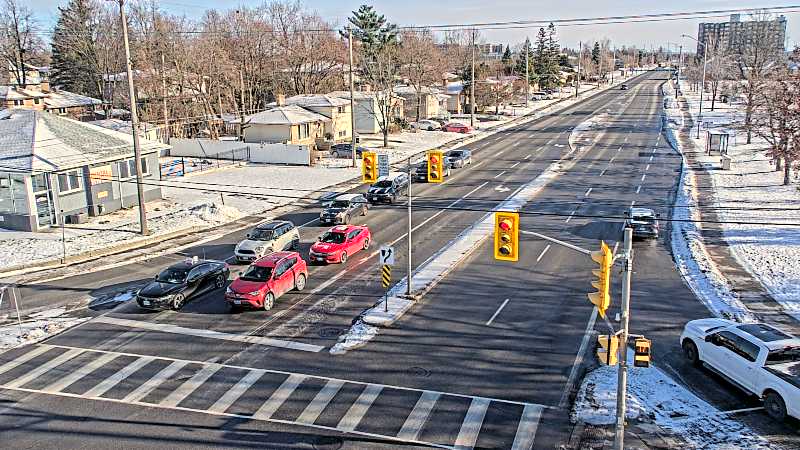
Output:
[
  {"xmin": 311, "ymin": 242, "xmax": 342, "ymax": 253},
  {"xmin": 229, "ymin": 278, "xmax": 268, "ymax": 294}
]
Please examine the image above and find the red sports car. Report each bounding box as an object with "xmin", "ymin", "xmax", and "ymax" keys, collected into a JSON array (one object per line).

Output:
[
  {"xmin": 442, "ymin": 122, "xmax": 472, "ymax": 133},
  {"xmin": 224, "ymin": 251, "xmax": 307, "ymax": 310},
  {"xmin": 309, "ymin": 224, "xmax": 371, "ymax": 264}
]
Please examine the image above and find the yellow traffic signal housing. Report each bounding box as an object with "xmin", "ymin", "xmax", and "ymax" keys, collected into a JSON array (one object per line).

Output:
[
  {"xmin": 597, "ymin": 334, "xmax": 619, "ymax": 366},
  {"xmin": 427, "ymin": 150, "xmax": 444, "ymax": 183},
  {"xmin": 634, "ymin": 337, "xmax": 651, "ymax": 368},
  {"xmin": 362, "ymin": 151, "xmax": 378, "ymax": 183},
  {"xmin": 588, "ymin": 240, "xmax": 613, "ymax": 318},
  {"xmin": 494, "ymin": 212, "xmax": 519, "ymax": 261}
]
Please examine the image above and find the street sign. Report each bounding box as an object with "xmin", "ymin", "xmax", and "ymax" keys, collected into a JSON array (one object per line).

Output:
[
  {"xmin": 379, "ymin": 245, "xmax": 395, "ymax": 266},
  {"xmin": 381, "ymin": 265, "xmax": 392, "ymax": 288},
  {"xmin": 377, "ymin": 152, "xmax": 390, "ymax": 178}
]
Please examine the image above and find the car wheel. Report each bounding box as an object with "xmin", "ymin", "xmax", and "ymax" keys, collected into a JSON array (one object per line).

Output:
[
  {"xmin": 214, "ymin": 274, "xmax": 225, "ymax": 289},
  {"xmin": 332, "ymin": 151, "xmax": 339, "ymax": 158},
  {"xmin": 340, "ymin": 252, "xmax": 348, "ymax": 263},
  {"xmin": 292, "ymin": 239, "xmax": 300, "ymax": 250},
  {"xmin": 764, "ymin": 392, "xmax": 788, "ymax": 421},
  {"xmin": 344, "ymin": 214, "xmax": 351, "ymax": 224},
  {"xmin": 263, "ymin": 292, "xmax": 275, "ymax": 311},
  {"xmin": 295, "ymin": 273, "xmax": 306, "ymax": 291},
  {"xmin": 682, "ymin": 340, "xmax": 701, "ymax": 367},
  {"xmin": 363, "ymin": 238, "xmax": 370, "ymax": 250},
  {"xmin": 171, "ymin": 293, "xmax": 185, "ymax": 310},
  {"xmin": 390, "ymin": 195, "xmax": 396, "ymax": 204}
]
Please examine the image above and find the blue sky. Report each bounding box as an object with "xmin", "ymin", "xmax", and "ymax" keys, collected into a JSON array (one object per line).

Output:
[{"xmin": 29, "ymin": 0, "xmax": 799, "ymax": 50}]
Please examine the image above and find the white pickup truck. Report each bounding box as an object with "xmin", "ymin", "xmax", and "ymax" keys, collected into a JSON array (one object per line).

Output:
[{"xmin": 681, "ymin": 318, "xmax": 800, "ymax": 421}]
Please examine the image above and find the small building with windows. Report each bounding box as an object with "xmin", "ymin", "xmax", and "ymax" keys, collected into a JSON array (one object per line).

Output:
[
  {"xmin": 0, "ymin": 109, "xmax": 168, "ymax": 232},
  {"xmin": 242, "ymin": 105, "xmax": 329, "ymax": 148}
]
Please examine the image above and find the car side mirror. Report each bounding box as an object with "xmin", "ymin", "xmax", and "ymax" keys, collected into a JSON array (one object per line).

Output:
[
  {"xmin": 705, "ymin": 334, "xmax": 717, "ymax": 345},
  {"xmin": 154, "ymin": 275, "xmax": 158, "ymax": 280},
  {"xmin": 317, "ymin": 236, "xmax": 322, "ymax": 241},
  {"xmin": 237, "ymin": 271, "xmax": 243, "ymax": 276},
  {"xmin": 246, "ymin": 233, "xmax": 251, "ymax": 239}
]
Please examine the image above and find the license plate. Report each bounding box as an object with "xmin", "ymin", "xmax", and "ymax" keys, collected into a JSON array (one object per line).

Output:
[
  {"xmin": 142, "ymin": 300, "xmax": 151, "ymax": 306},
  {"xmin": 372, "ymin": 196, "xmax": 378, "ymax": 200},
  {"xmin": 234, "ymin": 300, "xmax": 241, "ymax": 305}
]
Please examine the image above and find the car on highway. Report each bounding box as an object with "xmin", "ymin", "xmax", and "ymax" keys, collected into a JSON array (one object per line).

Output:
[
  {"xmin": 330, "ymin": 143, "xmax": 366, "ymax": 159},
  {"xmin": 136, "ymin": 257, "xmax": 230, "ymax": 310},
  {"xmin": 621, "ymin": 84, "xmax": 629, "ymax": 90},
  {"xmin": 309, "ymin": 224, "xmax": 371, "ymax": 264},
  {"xmin": 367, "ymin": 172, "xmax": 409, "ymax": 204},
  {"xmin": 624, "ymin": 207, "xmax": 659, "ymax": 239},
  {"xmin": 681, "ymin": 319, "xmax": 800, "ymax": 421},
  {"xmin": 414, "ymin": 160, "xmax": 451, "ymax": 182},
  {"xmin": 445, "ymin": 149, "xmax": 473, "ymax": 168},
  {"xmin": 224, "ymin": 251, "xmax": 307, "ymax": 310},
  {"xmin": 442, "ymin": 122, "xmax": 472, "ymax": 133},
  {"xmin": 411, "ymin": 119, "xmax": 441, "ymax": 131},
  {"xmin": 234, "ymin": 220, "xmax": 300, "ymax": 263},
  {"xmin": 319, "ymin": 193, "xmax": 369, "ymax": 225}
]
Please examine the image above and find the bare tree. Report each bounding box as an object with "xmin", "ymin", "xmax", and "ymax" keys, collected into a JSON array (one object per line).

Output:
[
  {"xmin": 752, "ymin": 70, "xmax": 800, "ymax": 185},
  {"xmin": 398, "ymin": 29, "xmax": 447, "ymax": 121},
  {"xmin": 703, "ymin": 45, "xmax": 735, "ymax": 111},
  {"xmin": 0, "ymin": 0, "xmax": 43, "ymax": 85}
]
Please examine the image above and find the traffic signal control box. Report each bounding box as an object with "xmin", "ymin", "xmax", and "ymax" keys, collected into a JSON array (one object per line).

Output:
[
  {"xmin": 427, "ymin": 150, "xmax": 444, "ymax": 183},
  {"xmin": 362, "ymin": 151, "xmax": 378, "ymax": 183},
  {"xmin": 634, "ymin": 337, "xmax": 651, "ymax": 368},
  {"xmin": 597, "ymin": 334, "xmax": 619, "ymax": 366},
  {"xmin": 494, "ymin": 212, "xmax": 519, "ymax": 261}
]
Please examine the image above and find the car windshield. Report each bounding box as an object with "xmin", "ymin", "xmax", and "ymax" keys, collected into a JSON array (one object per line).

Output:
[
  {"xmin": 450, "ymin": 151, "xmax": 463, "ymax": 157},
  {"xmin": 249, "ymin": 229, "xmax": 274, "ymax": 240},
  {"xmin": 766, "ymin": 347, "xmax": 800, "ymax": 365},
  {"xmin": 240, "ymin": 265, "xmax": 273, "ymax": 282},
  {"xmin": 330, "ymin": 200, "xmax": 350, "ymax": 208},
  {"xmin": 156, "ymin": 267, "xmax": 189, "ymax": 284},
  {"xmin": 373, "ymin": 180, "xmax": 392, "ymax": 188},
  {"xmin": 320, "ymin": 232, "xmax": 346, "ymax": 244}
]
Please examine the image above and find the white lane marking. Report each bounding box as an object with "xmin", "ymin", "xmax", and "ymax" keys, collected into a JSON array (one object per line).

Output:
[
  {"xmin": 397, "ymin": 391, "xmax": 441, "ymax": 442},
  {"xmin": 122, "ymin": 360, "xmax": 189, "ymax": 403},
  {"xmin": 651, "ymin": 148, "xmax": 656, "ymax": 154},
  {"xmin": 253, "ymin": 374, "xmax": 306, "ymax": 420},
  {"xmin": 609, "ymin": 155, "xmax": 617, "ymax": 164},
  {"xmin": 43, "ymin": 352, "xmax": 119, "ymax": 393},
  {"xmin": 511, "ymin": 404, "xmax": 544, "ymax": 450},
  {"xmin": 299, "ymin": 217, "xmax": 319, "ymax": 228},
  {"xmin": 584, "ymin": 187, "xmax": 592, "ymax": 197},
  {"xmin": 565, "ymin": 210, "xmax": 576, "ymax": 223},
  {"xmin": 641, "ymin": 174, "xmax": 646, "ymax": 182},
  {"xmin": 559, "ymin": 307, "xmax": 599, "ymax": 407},
  {"xmin": 0, "ymin": 346, "xmax": 51, "ymax": 377},
  {"xmin": 208, "ymin": 370, "xmax": 265, "ymax": 413},
  {"xmin": 511, "ymin": 162, "xmax": 520, "ymax": 168},
  {"xmin": 524, "ymin": 154, "xmax": 532, "ymax": 160},
  {"xmin": 635, "ymin": 185, "xmax": 642, "ymax": 194},
  {"xmin": 4, "ymin": 348, "xmax": 83, "ymax": 389},
  {"xmin": 454, "ymin": 397, "xmax": 491, "ymax": 450},
  {"xmin": 513, "ymin": 141, "xmax": 521, "ymax": 147},
  {"xmin": 472, "ymin": 161, "xmax": 485, "ymax": 169},
  {"xmin": 645, "ymin": 164, "xmax": 650, "ymax": 171},
  {"xmin": 160, "ymin": 363, "xmax": 223, "ymax": 408},
  {"xmin": 337, "ymin": 384, "xmax": 384, "ymax": 432},
  {"xmin": 648, "ymin": 155, "xmax": 654, "ymax": 162},
  {"xmin": 536, "ymin": 244, "xmax": 551, "ymax": 263},
  {"xmin": 618, "ymin": 145, "xmax": 623, "ymax": 151},
  {"xmin": 296, "ymin": 379, "xmax": 344, "ymax": 425},
  {"xmin": 599, "ymin": 169, "xmax": 607, "ymax": 176},
  {"xmin": 94, "ymin": 316, "xmax": 323, "ymax": 353},
  {"xmin": 485, "ymin": 298, "xmax": 510, "ymax": 326},
  {"xmin": 83, "ymin": 357, "xmax": 155, "ymax": 398},
  {"xmin": 493, "ymin": 171, "xmax": 506, "ymax": 179},
  {"xmin": 496, "ymin": 151, "xmax": 505, "ymax": 156},
  {"xmin": 630, "ymin": 200, "xmax": 636, "ymax": 207}
]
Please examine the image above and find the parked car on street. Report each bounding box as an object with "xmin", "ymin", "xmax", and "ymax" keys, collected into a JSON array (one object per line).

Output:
[
  {"xmin": 624, "ymin": 207, "xmax": 659, "ymax": 239},
  {"xmin": 414, "ymin": 160, "xmax": 452, "ymax": 182},
  {"xmin": 442, "ymin": 122, "xmax": 472, "ymax": 133},
  {"xmin": 445, "ymin": 149, "xmax": 473, "ymax": 168},
  {"xmin": 309, "ymin": 224, "xmax": 371, "ymax": 264},
  {"xmin": 621, "ymin": 84, "xmax": 629, "ymax": 90},
  {"xmin": 411, "ymin": 120, "xmax": 441, "ymax": 131},
  {"xmin": 367, "ymin": 172, "xmax": 409, "ymax": 204},
  {"xmin": 319, "ymin": 193, "xmax": 369, "ymax": 225},
  {"xmin": 137, "ymin": 257, "xmax": 230, "ymax": 310},
  {"xmin": 234, "ymin": 220, "xmax": 300, "ymax": 264},
  {"xmin": 681, "ymin": 319, "xmax": 800, "ymax": 421},
  {"xmin": 530, "ymin": 91, "xmax": 551, "ymax": 100},
  {"xmin": 330, "ymin": 143, "xmax": 366, "ymax": 159},
  {"xmin": 429, "ymin": 116, "xmax": 450, "ymax": 126},
  {"xmin": 224, "ymin": 251, "xmax": 307, "ymax": 310}
]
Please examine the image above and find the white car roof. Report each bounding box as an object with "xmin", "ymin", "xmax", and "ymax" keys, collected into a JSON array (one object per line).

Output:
[
  {"xmin": 629, "ymin": 207, "xmax": 655, "ymax": 217},
  {"xmin": 377, "ymin": 172, "xmax": 405, "ymax": 181},
  {"xmin": 334, "ymin": 193, "xmax": 362, "ymax": 201}
]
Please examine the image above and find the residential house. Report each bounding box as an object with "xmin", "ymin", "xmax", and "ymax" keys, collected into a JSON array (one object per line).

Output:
[
  {"xmin": 393, "ymin": 85, "xmax": 449, "ymax": 120},
  {"xmin": 284, "ymin": 94, "xmax": 352, "ymax": 142},
  {"xmin": 242, "ymin": 105, "xmax": 329, "ymax": 148},
  {"xmin": 328, "ymin": 90, "xmax": 404, "ymax": 135},
  {"xmin": 0, "ymin": 82, "xmax": 102, "ymax": 121},
  {"xmin": 8, "ymin": 62, "xmax": 48, "ymax": 86},
  {"xmin": 0, "ymin": 109, "xmax": 167, "ymax": 232},
  {"xmin": 444, "ymin": 81, "xmax": 465, "ymax": 114}
]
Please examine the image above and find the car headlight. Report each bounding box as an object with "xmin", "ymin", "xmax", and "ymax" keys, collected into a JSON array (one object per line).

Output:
[
  {"xmin": 255, "ymin": 246, "xmax": 264, "ymax": 252},
  {"xmin": 247, "ymin": 290, "xmax": 261, "ymax": 296},
  {"xmin": 226, "ymin": 286, "xmax": 234, "ymax": 294}
]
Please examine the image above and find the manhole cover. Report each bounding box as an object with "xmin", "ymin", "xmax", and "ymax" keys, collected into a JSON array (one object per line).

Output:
[
  {"xmin": 312, "ymin": 436, "xmax": 343, "ymax": 450},
  {"xmin": 407, "ymin": 366, "xmax": 431, "ymax": 378},
  {"xmin": 317, "ymin": 327, "xmax": 342, "ymax": 339}
]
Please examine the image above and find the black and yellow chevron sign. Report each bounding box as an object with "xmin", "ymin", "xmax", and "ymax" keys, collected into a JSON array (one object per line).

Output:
[{"xmin": 381, "ymin": 264, "xmax": 391, "ymax": 288}]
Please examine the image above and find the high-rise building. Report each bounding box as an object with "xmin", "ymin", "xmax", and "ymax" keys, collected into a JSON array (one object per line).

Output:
[{"xmin": 697, "ymin": 14, "xmax": 787, "ymax": 58}]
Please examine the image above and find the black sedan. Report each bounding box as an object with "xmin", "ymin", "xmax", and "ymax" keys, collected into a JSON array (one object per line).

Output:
[{"xmin": 136, "ymin": 258, "xmax": 230, "ymax": 310}]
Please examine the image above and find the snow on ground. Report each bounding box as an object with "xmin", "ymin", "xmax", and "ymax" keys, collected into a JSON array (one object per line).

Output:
[
  {"xmin": 329, "ymin": 321, "xmax": 378, "ymax": 355},
  {"xmin": 0, "ymin": 303, "xmax": 90, "ymax": 350},
  {"xmin": 573, "ymin": 355, "xmax": 776, "ymax": 449}
]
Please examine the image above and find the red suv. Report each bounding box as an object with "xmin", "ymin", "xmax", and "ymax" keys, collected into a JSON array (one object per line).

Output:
[
  {"xmin": 309, "ymin": 225, "xmax": 371, "ymax": 264},
  {"xmin": 224, "ymin": 251, "xmax": 307, "ymax": 310},
  {"xmin": 442, "ymin": 122, "xmax": 472, "ymax": 133}
]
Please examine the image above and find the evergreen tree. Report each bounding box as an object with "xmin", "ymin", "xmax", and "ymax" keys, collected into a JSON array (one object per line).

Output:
[
  {"xmin": 542, "ymin": 22, "xmax": 561, "ymax": 88},
  {"xmin": 501, "ymin": 44, "xmax": 512, "ymax": 74},
  {"xmin": 591, "ymin": 41, "xmax": 601, "ymax": 65},
  {"xmin": 50, "ymin": 0, "xmax": 101, "ymax": 98},
  {"xmin": 514, "ymin": 37, "xmax": 536, "ymax": 85},
  {"xmin": 533, "ymin": 27, "xmax": 548, "ymax": 87},
  {"xmin": 343, "ymin": 5, "xmax": 397, "ymax": 57}
]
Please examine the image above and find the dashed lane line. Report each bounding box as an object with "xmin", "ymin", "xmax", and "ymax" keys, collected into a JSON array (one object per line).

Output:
[
  {"xmin": 536, "ymin": 244, "xmax": 551, "ymax": 263},
  {"xmin": 485, "ymin": 299, "xmax": 510, "ymax": 326}
]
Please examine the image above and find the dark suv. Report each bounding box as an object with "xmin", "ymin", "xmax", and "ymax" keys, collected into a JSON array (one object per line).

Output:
[
  {"xmin": 320, "ymin": 193, "xmax": 369, "ymax": 225},
  {"xmin": 367, "ymin": 172, "xmax": 409, "ymax": 204}
]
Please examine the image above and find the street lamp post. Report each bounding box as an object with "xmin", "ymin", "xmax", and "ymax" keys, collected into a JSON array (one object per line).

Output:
[{"xmin": 682, "ymin": 34, "xmax": 707, "ymax": 139}]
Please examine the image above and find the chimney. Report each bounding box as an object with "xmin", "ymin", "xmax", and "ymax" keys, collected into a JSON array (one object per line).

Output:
[
  {"xmin": 41, "ymin": 78, "xmax": 50, "ymax": 93},
  {"xmin": 276, "ymin": 93, "xmax": 285, "ymax": 106}
]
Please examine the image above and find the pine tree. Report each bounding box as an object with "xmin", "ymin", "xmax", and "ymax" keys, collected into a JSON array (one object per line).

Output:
[
  {"xmin": 50, "ymin": 0, "xmax": 101, "ymax": 98},
  {"xmin": 501, "ymin": 44, "xmax": 512, "ymax": 72},
  {"xmin": 343, "ymin": 5, "xmax": 397, "ymax": 57},
  {"xmin": 591, "ymin": 42, "xmax": 601, "ymax": 65},
  {"xmin": 543, "ymin": 22, "xmax": 561, "ymax": 88},
  {"xmin": 533, "ymin": 27, "xmax": 548, "ymax": 87}
]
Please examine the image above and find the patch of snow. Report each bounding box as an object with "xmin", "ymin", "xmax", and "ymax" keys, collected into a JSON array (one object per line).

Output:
[
  {"xmin": 329, "ymin": 320, "xmax": 378, "ymax": 355},
  {"xmin": 0, "ymin": 316, "xmax": 89, "ymax": 350},
  {"xmin": 361, "ymin": 298, "xmax": 415, "ymax": 327}
]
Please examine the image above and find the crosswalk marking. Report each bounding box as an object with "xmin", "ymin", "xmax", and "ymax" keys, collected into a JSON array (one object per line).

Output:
[
  {"xmin": 0, "ymin": 345, "xmax": 51, "ymax": 377},
  {"xmin": 123, "ymin": 360, "xmax": 189, "ymax": 403},
  {"xmin": 453, "ymin": 397, "xmax": 491, "ymax": 450},
  {"xmin": 337, "ymin": 384, "xmax": 383, "ymax": 432},
  {"xmin": 296, "ymin": 379, "xmax": 344, "ymax": 425},
  {"xmin": 5, "ymin": 348, "xmax": 83, "ymax": 389},
  {"xmin": 253, "ymin": 374, "xmax": 306, "ymax": 420},
  {"xmin": 207, "ymin": 369, "xmax": 265, "ymax": 414},
  {"xmin": 43, "ymin": 352, "xmax": 118, "ymax": 393},
  {"xmin": 511, "ymin": 404, "xmax": 544, "ymax": 450},
  {"xmin": 84, "ymin": 356, "xmax": 155, "ymax": 398},
  {"xmin": 397, "ymin": 391, "xmax": 440, "ymax": 442},
  {"xmin": 160, "ymin": 363, "xmax": 222, "ymax": 408}
]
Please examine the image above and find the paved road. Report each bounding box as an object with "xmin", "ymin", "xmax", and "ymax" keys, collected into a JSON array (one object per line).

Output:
[{"xmin": 2, "ymin": 71, "xmax": 797, "ymax": 449}]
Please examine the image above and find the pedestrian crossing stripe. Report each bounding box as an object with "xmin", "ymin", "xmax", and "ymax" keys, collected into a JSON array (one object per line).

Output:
[
  {"xmin": 381, "ymin": 264, "xmax": 391, "ymax": 288},
  {"xmin": 0, "ymin": 344, "xmax": 549, "ymax": 450}
]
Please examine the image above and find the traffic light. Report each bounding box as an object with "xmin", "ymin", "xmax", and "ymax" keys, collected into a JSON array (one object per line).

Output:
[
  {"xmin": 597, "ymin": 334, "xmax": 619, "ymax": 366},
  {"xmin": 427, "ymin": 150, "xmax": 444, "ymax": 183},
  {"xmin": 634, "ymin": 337, "xmax": 651, "ymax": 368},
  {"xmin": 588, "ymin": 240, "xmax": 613, "ymax": 318},
  {"xmin": 494, "ymin": 212, "xmax": 519, "ymax": 261},
  {"xmin": 362, "ymin": 151, "xmax": 377, "ymax": 183}
]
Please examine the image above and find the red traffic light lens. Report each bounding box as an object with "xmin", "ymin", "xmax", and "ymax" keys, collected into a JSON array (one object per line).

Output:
[
  {"xmin": 430, "ymin": 156, "xmax": 439, "ymax": 164},
  {"xmin": 498, "ymin": 218, "xmax": 513, "ymax": 231}
]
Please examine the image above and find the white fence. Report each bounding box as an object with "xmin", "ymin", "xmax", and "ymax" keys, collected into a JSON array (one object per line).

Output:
[
  {"xmin": 250, "ymin": 143, "xmax": 311, "ymax": 165},
  {"xmin": 169, "ymin": 138, "xmax": 311, "ymax": 165}
]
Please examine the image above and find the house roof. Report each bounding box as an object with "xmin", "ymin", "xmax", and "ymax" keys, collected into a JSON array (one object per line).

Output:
[
  {"xmin": 88, "ymin": 119, "xmax": 156, "ymax": 136},
  {"xmin": 245, "ymin": 105, "xmax": 330, "ymax": 126},
  {"xmin": 285, "ymin": 94, "xmax": 350, "ymax": 108},
  {"xmin": 393, "ymin": 85, "xmax": 441, "ymax": 96},
  {"xmin": 44, "ymin": 89, "xmax": 102, "ymax": 108},
  {"xmin": 445, "ymin": 81, "xmax": 464, "ymax": 95},
  {"xmin": 327, "ymin": 90, "xmax": 403, "ymax": 102},
  {"xmin": 0, "ymin": 109, "xmax": 167, "ymax": 173}
]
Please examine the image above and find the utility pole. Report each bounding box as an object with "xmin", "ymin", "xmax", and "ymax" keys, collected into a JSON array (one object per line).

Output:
[
  {"xmin": 676, "ymin": 45, "xmax": 682, "ymax": 99},
  {"xmin": 239, "ymin": 70, "xmax": 246, "ymax": 141},
  {"xmin": 112, "ymin": 0, "xmax": 148, "ymax": 235},
  {"xmin": 575, "ymin": 41, "xmax": 582, "ymax": 98},
  {"xmin": 611, "ymin": 48, "xmax": 616, "ymax": 85},
  {"xmin": 160, "ymin": 52, "xmax": 170, "ymax": 144},
  {"xmin": 406, "ymin": 156, "xmax": 412, "ymax": 296},
  {"xmin": 598, "ymin": 44, "xmax": 603, "ymax": 88},
  {"xmin": 524, "ymin": 38, "xmax": 530, "ymax": 107},
  {"xmin": 348, "ymin": 27, "xmax": 357, "ymax": 169},
  {"xmin": 613, "ymin": 226, "xmax": 634, "ymax": 450},
  {"xmin": 470, "ymin": 29, "xmax": 476, "ymax": 128},
  {"xmin": 697, "ymin": 41, "xmax": 707, "ymax": 139}
]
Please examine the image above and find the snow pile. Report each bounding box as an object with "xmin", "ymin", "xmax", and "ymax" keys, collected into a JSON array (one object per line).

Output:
[
  {"xmin": 329, "ymin": 320, "xmax": 378, "ymax": 355},
  {"xmin": 573, "ymin": 360, "xmax": 775, "ymax": 449},
  {"xmin": 0, "ymin": 308, "xmax": 89, "ymax": 350}
]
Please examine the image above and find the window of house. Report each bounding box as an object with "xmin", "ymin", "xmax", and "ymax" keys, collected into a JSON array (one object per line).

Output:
[
  {"xmin": 13, "ymin": 100, "xmax": 23, "ymax": 106},
  {"xmin": 140, "ymin": 158, "xmax": 149, "ymax": 176},
  {"xmin": 34, "ymin": 98, "xmax": 40, "ymax": 105},
  {"xmin": 298, "ymin": 123, "xmax": 310, "ymax": 140},
  {"xmin": 57, "ymin": 169, "xmax": 82, "ymax": 194},
  {"xmin": 118, "ymin": 160, "xmax": 130, "ymax": 179}
]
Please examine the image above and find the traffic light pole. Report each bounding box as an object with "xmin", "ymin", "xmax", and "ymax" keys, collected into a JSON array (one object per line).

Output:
[{"xmin": 613, "ymin": 226, "xmax": 633, "ymax": 450}]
